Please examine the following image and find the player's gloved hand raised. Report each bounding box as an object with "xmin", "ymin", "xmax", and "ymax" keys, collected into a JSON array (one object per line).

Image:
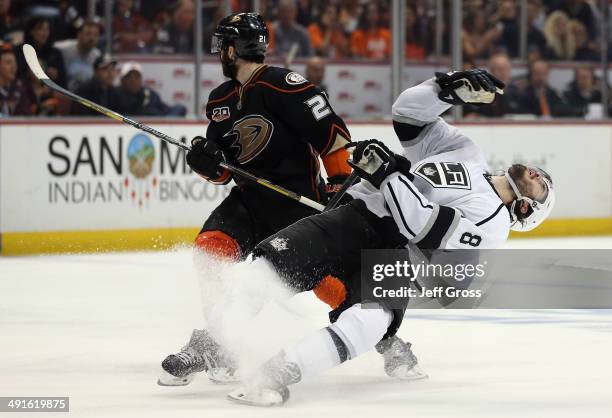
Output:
[
  {"xmin": 346, "ymin": 140, "xmax": 413, "ymax": 189},
  {"xmin": 186, "ymin": 136, "xmax": 226, "ymax": 179},
  {"xmin": 435, "ymin": 69, "xmax": 505, "ymax": 105}
]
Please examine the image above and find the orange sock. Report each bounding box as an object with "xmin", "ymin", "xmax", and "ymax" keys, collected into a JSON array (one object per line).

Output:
[
  {"xmin": 313, "ymin": 275, "xmax": 347, "ymax": 309},
  {"xmin": 194, "ymin": 230, "xmax": 241, "ymax": 260}
]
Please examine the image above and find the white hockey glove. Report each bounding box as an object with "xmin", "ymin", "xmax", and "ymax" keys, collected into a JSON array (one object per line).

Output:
[
  {"xmin": 346, "ymin": 140, "xmax": 412, "ymax": 189},
  {"xmin": 435, "ymin": 69, "xmax": 505, "ymax": 105}
]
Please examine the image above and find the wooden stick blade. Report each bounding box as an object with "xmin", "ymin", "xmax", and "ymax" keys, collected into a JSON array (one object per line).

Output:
[{"xmin": 22, "ymin": 44, "xmax": 50, "ymax": 80}]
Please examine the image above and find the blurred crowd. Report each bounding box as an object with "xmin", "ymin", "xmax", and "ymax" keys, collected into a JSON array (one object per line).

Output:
[
  {"xmin": 0, "ymin": 0, "xmax": 609, "ymax": 118},
  {"xmin": 462, "ymin": 53, "xmax": 606, "ymax": 118}
]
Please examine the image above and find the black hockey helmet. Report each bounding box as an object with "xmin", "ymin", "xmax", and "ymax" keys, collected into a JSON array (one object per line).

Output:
[{"xmin": 211, "ymin": 13, "xmax": 269, "ymax": 60}]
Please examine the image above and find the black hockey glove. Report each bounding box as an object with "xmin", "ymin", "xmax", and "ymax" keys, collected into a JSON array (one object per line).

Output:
[
  {"xmin": 346, "ymin": 139, "xmax": 413, "ymax": 189},
  {"xmin": 435, "ymin": 69, "xmax": 505, "ymax": 105},
  {"xmin": 186, "ymin": 136, "xmax": 227, "ymax": 179}
]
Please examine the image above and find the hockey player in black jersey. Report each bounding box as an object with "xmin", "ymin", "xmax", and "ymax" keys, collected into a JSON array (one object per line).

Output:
[{"xmin": 158, "ymin": 13, "xmax": 353, "ymax": 386}]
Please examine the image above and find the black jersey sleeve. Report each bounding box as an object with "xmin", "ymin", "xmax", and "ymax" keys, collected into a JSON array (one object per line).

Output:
[
  {"xmin": 262, "ymin": 70, "xmax": 351, "ymax": 156},
  {"xmin": 200, "ymin": 84, "xmax": 237, "ymax": 184},
  {"xmin": 204, "ymin": 84, "xmax": 237, "ymax": 143}
]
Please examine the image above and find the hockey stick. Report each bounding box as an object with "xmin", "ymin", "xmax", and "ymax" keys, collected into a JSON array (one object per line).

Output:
[
  {"xmin": 23, "ymin": 44, "xmax": 326, "ymax": 212},
  {"xmin": 323, "ymin": 171, "xmax": 358, "ymax": 211}
]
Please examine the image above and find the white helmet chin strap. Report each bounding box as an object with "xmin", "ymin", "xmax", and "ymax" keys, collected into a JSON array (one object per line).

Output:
[
  {"xmin": 505, "ymin": 167, "xmax": 555, "ymax": 232},
  {"xmin": 504, "ymin": 171, "xmax": 524, "ymax": 200}
]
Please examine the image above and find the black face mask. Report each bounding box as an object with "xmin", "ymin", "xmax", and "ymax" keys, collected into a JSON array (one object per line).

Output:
[{"xmin": 220, "ymin": 47, "xmax": 238, "ymax": 79}]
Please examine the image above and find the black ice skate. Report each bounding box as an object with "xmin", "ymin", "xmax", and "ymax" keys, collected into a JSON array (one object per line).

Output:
[
  {"xmin": 375, "ymin": 335, "xmax": 428, "ymax": 381},
  {"xmin": 157, "ymin": 329, "xmax": 238, "ymax": 386},
  {"xmin": 227, "ymin": 350, "xmax": 301, "ymax": 407}
]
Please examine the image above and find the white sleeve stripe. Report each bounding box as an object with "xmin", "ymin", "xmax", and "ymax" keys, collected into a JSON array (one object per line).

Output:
[{"xmin": 386, "ymin": 182, "xmax": 416, "ymax": 237}]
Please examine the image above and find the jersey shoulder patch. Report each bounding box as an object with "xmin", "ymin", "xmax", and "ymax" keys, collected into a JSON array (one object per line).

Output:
[
  {"xmin": 285, "ymin": 71, "xmax": 308, "ymax": 85},
  {"xmin": 413, "ymin": 161, "xmax": 471, "ymax": 190},
  {"xmin": 257, "ymin": 66, "xmax": 312, "ymax": 92}
]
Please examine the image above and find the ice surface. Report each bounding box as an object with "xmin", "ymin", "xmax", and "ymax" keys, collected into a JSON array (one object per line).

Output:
[{"xmin": 1, "ymin": 237, "xmax": 611, "ymax": 418}]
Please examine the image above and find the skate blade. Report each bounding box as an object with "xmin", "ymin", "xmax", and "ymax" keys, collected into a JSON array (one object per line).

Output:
[
  {"xmin": 227, "ymin": 387, "xmax": 284, "ymax": 407},
  {"xmin": 157, "ymin": 369, "xmax": 196, "ymax": 386},
  {"xmin": 389, "ymin": 364, "xmax": 429, "ymax": 381},
  {"xmin": 208, "ymin": 368, "xmax": 241, "ymax": 385}
]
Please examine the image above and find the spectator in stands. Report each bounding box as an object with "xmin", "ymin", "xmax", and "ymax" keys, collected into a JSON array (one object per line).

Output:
[
  {"xmin": 55, "ymin": 1, "xmax": 82, "ymax": 41},
  {"xmin": 71, "ymin": 54, "xmax": 119, "ymax": 116},
  {"xmin": 570, "ymin": 19, "xmax": 599, "ymax": 61},
  {"xmin": 465, "ymin": 53, "xmax": 520, "ymax": 117},
  {"xmin": 55, "ymin": 19, "xmax": 102, "ymax": 91},
  {"xmin": 116, "ymin": 61, "xmax": 186, "ymax": 117},
  {"xmin": 140, "ymin": 0, "xmax": 170, "ymax": 23},
  {"xmin": 18, "ymin": 17, "xmax": 66, "ymax": 87},
  {"xmin": 23, "ymin": 64, "xmax": 60, "ymax": 116},
  {"xmin": 0, "ymin": 0, "xmax": 18, "ymax": 42},
  {"xmin": 112, "ymin": 0, "xmax": 155, "ymax": 53},
  {"xmin": 524, "ymin": 0, "xmax": 548, "ymax": 58},
  {"xmin": 295, "ymin": 0, "xmax": 315, "ymax": 27},
  {"xmin": 491, "ymin": 0, "xmax": 520, "ymax": 57},
  {"xmin": 553, "ymin": 0, "xmax": 597, "ymax": 41},
  {"xmin": 271, "ymin": 0, "xmax": 313, "ymax": 58},
  {"xmin": 462, "ymin": 10, "xmax": 500, "ymax": 60},
  {"xmin": 543, "ymin": 10, "xmax": 576, "ymax": 60},
  {"xmin": 307, "ymin": 3, "xmax": 349, "ymax": 58},
  {"xmin": 305, "ymin": 55, "xmax": 327, "ymax": 95},
  {"xmin": 405, "ymin": 4, "xmax": 429, "ymax": 59},
  {"xmin": 155, "ymin": 0, "xmax": 195, "ymax": 54},
  {"xmin": 350, "ymin": 1, "xmax": 391, "ymax": 59},
  {"xmin": 0, "ymin": 46, "xmax": 33, "ymax": 116},
  {"xmin": 563, "ymin": 65, "xmax": 603, "ymax": 115},
  {"xmin": 338, "ymin": 0, "xmax": 361, "ymax": 34},
  {"xmin": 516, "ymin": 59, "xmax": 581, "ymax": 117}
]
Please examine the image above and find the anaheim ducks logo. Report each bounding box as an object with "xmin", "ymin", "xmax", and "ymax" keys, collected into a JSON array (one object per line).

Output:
[
  {"xmin": 223, "ymin": 115, "xmax": 274, "ymax": 163},
  {"xmin": 285, "ymin": 72, "xmax": 307, "ymax": 85}
]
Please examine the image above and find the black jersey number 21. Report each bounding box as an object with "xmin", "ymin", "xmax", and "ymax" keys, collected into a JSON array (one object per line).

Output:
[{"xmin": 305, "ymin": 95, "xmax": 331, "ymax": 121}]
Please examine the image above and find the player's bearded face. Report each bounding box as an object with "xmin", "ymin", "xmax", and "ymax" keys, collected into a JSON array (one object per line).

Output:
[
  {"xmin": 508, "ymin": 164, "xmax": 528, "ymax": 191},
  {"xmin": 508, "ymin": 163, "xmax": 549, "ymax": 217},
  {"xmin": 220, "ymin": 46, "xmax": 238, "ymax": 79},
  {"xmin": 509, "ymin": 163, "xmax": 547, "ymax": 202}
]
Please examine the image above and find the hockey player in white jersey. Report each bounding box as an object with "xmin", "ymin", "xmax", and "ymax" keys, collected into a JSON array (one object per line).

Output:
[{"xmin": 200, "ymin": 69, "xmax": 555, "ymax": 406}]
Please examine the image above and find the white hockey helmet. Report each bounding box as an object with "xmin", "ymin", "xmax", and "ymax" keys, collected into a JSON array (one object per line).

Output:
[{"xmin": 505, "ymin": 166, "xmax": 555, "ymax": 232}]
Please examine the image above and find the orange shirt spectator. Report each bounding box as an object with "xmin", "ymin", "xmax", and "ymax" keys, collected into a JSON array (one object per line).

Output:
[
  {"xmin": 350, "ymin": 28, "xmax": 391, "ymax": 59},
  {"xmin": 308, "ymin": 5, "xmax": 349, "ymax": 58},
  {"xmin": 350, "ymin": 2, "xmax": 391, "ymax": 59}
]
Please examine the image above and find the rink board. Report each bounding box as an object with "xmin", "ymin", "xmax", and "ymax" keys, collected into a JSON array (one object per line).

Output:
[{"xmin": 0, "ymin": 120, "xmax": 610, "ymax": 255}]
